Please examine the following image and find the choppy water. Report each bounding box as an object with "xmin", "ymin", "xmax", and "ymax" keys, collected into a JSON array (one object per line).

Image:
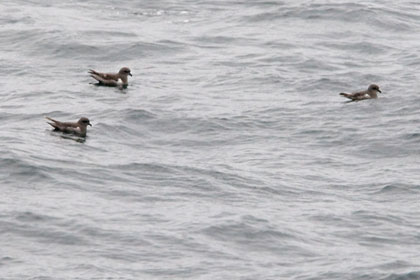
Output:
[{"xmin": 1, "ymin": 0, "xmax": 420, "ymax": 279}]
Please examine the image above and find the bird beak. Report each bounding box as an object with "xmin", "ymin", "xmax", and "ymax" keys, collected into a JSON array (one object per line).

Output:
[
  {"xmin": 88, "ymin": 123, "xmax": 92, "ymax": 126},
  {"xmin": 129, "ymin": 73, "xmax": 132, "ymax": 77},
  {"xmin": 378, "ymin": 89, "xmax": 382, "ymax": 93}
]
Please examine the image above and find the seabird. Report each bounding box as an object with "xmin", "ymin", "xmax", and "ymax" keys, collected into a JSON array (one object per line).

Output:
[
  {"xmin": 340, "ymin": 84, "xmax": 382, "ymax": 101},
  {"xmin": 46, "ymin": 117, "xmax": 92, "ymax": 137},
  {"xmin": 89, "ymin": 67, "xmax": 132, "ymax": 87}
]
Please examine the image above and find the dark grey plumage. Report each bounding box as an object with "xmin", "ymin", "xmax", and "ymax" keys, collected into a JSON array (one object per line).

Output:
[
  {"xmin": 46, "ymin": 117, "xmax": 92, "ymax": 137},
  {"xmin": 89, "ymin": 67, "xmax": 132, "ymax": 87},
  {"xmin": 340, "ymin": 84, "xmax": 382, "ymax": 101}
]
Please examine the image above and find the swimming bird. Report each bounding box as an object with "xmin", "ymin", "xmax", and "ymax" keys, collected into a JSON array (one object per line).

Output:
[
  {"xmin": 339, "ymin": 84, "xmax": 382, "ymax": 101},
  {"xmin": 46, "ymin": 117, "xmax": 92, "ymax": 137},
  {"xmin": 89, "ymin": 67, "xmax": 132, "ymax": 87}
]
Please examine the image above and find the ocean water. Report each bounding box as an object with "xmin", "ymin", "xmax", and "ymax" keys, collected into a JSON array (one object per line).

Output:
[{"xmin": 1, "ymin": 0, "xmax": 420, "ymax": 279}]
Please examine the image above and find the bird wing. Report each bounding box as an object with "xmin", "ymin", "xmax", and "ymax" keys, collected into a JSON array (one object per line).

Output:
[
  {"xmin": 46, "ymin": 117, "xmax": 63, "ymax": 129},
  {"xmin": 47, "ymin": 123, "xmax": 85, "ymax": 136},
  {"xmin": 63, "ymin": 126, "xmax": 83, "ymax": 135},
  {"xmin": 47, "ymin": 122, "xmax": 59, "ymax": 129},
  {"xmin": 90, "ymin": 74, "xmax": 119, "ymax": 86},
  {"xmin": 46, "ymin": 117, "xmax": 81, "ymax": 131},
  {"xmin": 45, "ymin": 117, "xmax": 61, "ymax": 124},
  {"xmin": 88, "ymin": 70, "xmax": 119, "ymax": 81},
  {"xmin": 340, "ymin": 91, "xmax": 369, "ymax": 101},
  {"xmin": 351, "ymin": 91, "xmax": 370, "ymax": 100}
]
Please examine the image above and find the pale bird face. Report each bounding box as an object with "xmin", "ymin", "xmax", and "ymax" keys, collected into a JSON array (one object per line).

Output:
[
  {"xmin": 369, "ymin": 84, "xmax": 381, "ymax": 93},
  {"xmin": 119, "ymin": 67, "xmax": 132, "ymax": 77},
  {"xmin": 79, "ymin": 117, "xmax": 92, "ymax": 127}
]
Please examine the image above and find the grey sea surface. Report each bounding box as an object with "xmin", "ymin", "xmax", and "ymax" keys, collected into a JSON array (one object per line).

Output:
[{"xmin": 1, "ymin": 0, "xmax": 420, "ymax": 279}]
